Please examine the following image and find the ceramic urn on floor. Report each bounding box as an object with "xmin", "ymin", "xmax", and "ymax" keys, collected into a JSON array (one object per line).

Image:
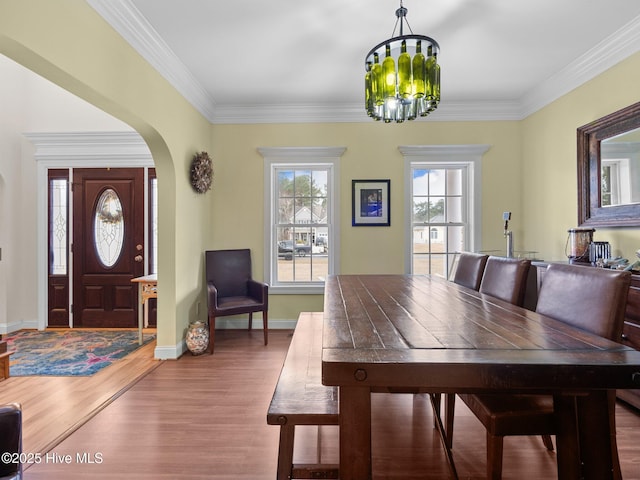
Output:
[{"xmin": 186, "ymin": 321, "xmax": 209, "ymax": 355}]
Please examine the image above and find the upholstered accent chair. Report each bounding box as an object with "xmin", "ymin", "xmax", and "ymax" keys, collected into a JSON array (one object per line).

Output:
[
  {"xmin": 205, "ymin": 249, "xmax": 269, "ymax": 354},
  {"xmin": 0, "ymin": 403, "xmax": 22, "ymax": 480}
]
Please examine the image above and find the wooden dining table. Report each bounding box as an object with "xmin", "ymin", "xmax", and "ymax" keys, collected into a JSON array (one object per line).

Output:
[{"xmin": 321, "ymin": 274, "xmax": 640, "ymax": 480}]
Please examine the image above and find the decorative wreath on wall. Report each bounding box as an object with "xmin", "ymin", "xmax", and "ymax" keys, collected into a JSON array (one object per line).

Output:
[{"xmin": 190, "ymin": 151, "xmax": 213, "ymax": 193}]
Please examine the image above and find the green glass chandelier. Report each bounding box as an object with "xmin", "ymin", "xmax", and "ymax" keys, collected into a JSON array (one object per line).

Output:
[{"xmin": 365, "ymin": 1, "xmax": 440, "ymax": 123}]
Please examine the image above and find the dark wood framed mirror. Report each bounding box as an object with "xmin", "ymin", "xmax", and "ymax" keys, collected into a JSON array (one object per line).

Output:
[{"xmin": 577, "ymin": 101, "xmax": 640, "ymax": 227}]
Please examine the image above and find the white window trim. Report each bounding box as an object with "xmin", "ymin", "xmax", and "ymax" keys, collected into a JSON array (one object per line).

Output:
[
  {"xmin": 259, "ymin": 146, "xmax": 345, "ymax": 294},
  {"xmin": 400, "ymin": 145, "xmax": 490, "ymax": 274}
]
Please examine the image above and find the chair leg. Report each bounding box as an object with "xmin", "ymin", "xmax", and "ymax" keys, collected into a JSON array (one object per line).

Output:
[
  {"xmin": 541, "ymin": 434, "xmax": 554, "ymax": 451},
  {"xmin": 248, "ymin": 312, "xmax": 253, "ymax": 331},
  {"xmin": 431, "ymin": 393, "xmax": 442, "ymax": 430},
  {"xmin": 444, "ymin": 393, "xmax": 456, "ymax": 449},
  {"xmin": 262, "ymin": 310, "xmax": 268, "ymax": 346},
  {"xmin": 487, "ymin": 432, "xmax": 504, "ymax": 480},
  {"xmin": 207, "ymin": 314, "xmax": 215, "ymax": 354}
]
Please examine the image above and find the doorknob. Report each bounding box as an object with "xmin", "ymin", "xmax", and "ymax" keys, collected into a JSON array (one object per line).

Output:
[
  {"xmin": 136, "ymin": 244, "xmax": 143, "ymax": 251},
  {"xmin": 134, "ymin": 255, "xmax": 143, "ymax": 263}
]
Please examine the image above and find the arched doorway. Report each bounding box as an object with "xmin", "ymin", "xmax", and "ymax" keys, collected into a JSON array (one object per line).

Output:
[
  {"xmin": 0, "ymin": 174, "xmax": 6, "ymax": 329},
  {"xmin": 1, "ymin": 2, "xmax": 213, "ymax": 359}
]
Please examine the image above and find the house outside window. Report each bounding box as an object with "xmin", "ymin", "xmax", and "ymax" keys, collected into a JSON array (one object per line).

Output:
[
  {"xmin": 401, "ymin": 145, "xmax": 489, "ymax": 278},
  {"xmin": 260, "ymin": 147, "xmax": 344, "ymax": 294}
]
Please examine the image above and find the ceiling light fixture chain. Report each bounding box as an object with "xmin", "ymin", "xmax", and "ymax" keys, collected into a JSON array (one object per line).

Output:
[
  {"xmin": 365, "ymin": 0, "xmax": 440, "ymax": 123},
  {"xmin": 392, "ymin": 1, "xmax": 412, "ymax": 37}
]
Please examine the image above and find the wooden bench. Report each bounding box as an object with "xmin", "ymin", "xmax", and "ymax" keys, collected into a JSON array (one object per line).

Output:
[{"xmin": 267, "ymin": 312, "xmax": 339, "ymax": 480}]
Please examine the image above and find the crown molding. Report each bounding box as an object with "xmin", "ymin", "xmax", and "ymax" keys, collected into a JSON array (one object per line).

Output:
[
  {"xmin": 87, "ymin": 0, "xmax": 217, "ymax": 121},
  {"xmin": 427, "ymin": 101, "xmax": 522, "ymax": 122},
  {"xmin": 519, "ymin": 15, "xmax": 640, "ymax": 118},
  {"xmin": 212, "ymin": 104, "xmax": 368, "ymax": 124},
  {"xmin": 88, "ymin": 0, "xmax": 640, "ymax": 124},
  {"xmin": 211, "ymin": 100, "xmax": 523, "ymax": 124}
]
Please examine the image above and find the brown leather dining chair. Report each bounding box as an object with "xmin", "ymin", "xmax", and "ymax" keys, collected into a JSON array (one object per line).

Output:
[
  {"xmin": 478, "ymin": 256, "xmax": 531, "ymax": 306},
  {"xmin": 378, "ymin": 253, "xmax": 492, "ymax": 475},
  {"xmin": 0, "ymin": 403, "xmax": 22, "ymax": 480},
  {"xmin": 442, "ymin": 256, "xmax": 532, "ymax": 447},
  {"xmin": 205, "ymin": 249, "xmax": 269, "ymax": 354},
  {"xmin": 457, "ymin": 264, "xmax": 631, "ymax": 480},
  {"xmin": 433, "ymin": 251, "xmax": 490, "ymax": 449},
  {"xmin": 451, "ymin": 252, "xmax": 489, "ymax": 290}
]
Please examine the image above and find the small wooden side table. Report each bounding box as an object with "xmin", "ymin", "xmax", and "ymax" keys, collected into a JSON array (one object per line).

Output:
[
  {"xmin": 131, "ymin": 274, "xmax": 157, "ymax": 345},
  {"xmin": 0, "ymin": 340, "xmax": 12, "ymax": 381}
]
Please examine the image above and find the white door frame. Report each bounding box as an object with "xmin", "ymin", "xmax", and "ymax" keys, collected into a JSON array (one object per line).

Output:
[{"xmin": 25, "ymin": 131, "xmax": 153, "ymax": 330}]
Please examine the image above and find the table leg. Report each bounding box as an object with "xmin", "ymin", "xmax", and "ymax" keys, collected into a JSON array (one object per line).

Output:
[
  {"xmin": 138, "ymin": 284, "xmax": 144, "ymax": 345},
  {"xmin": 554, "ymin": 392, "xmax": 618, "ymax": 480},
  {"xmin": 339, "ymin": 386, "xmax": 372, "ymax": 480},
  {"xmin": 553, "ymin": 394, "xmax": 580, "ymax": 479},
  {"xmin": 576, "ymin": 391, "xmax": 618, "ymax": 480},
  {"xmin": 144, "ymin": 296, "xmax": 149, "ymax": 329}
]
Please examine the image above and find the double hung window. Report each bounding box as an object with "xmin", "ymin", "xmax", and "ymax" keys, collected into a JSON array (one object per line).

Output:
[
  {"xmin": 401, "ymin": 145, "xmax": 488, "ymax": 278},
  {"xmin": 260, "ymin": 147, "xmax": 344, "ymax": 294}
]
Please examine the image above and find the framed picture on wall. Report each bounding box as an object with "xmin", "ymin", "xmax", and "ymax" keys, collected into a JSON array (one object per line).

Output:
[{"xmin": 352, "ymin": 179, "xmax": 390, "ymax": 226}]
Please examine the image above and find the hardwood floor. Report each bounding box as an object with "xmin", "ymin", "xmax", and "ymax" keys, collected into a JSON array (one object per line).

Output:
[
  {"xmin": 3, "ymin": 329, "xmax": 639, "ymax": 479},
  {"xmin": 0, "ymin": 331, "xmax": 160, "ymax": 454}
]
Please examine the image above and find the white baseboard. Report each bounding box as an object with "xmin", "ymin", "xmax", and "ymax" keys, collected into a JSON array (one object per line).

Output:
[
  {"xmin": 212, "ymin": 317, "xmax": 298, "ymax": 330},
  {"xmin": 153, "ymin": 318, "xmax": 299, "ymax": 359},
  {"xmin": 0, "ymin": 319, "xmax": 39, "ymax": 334},
  {"xmin": 154, "ymin": 342, "xmax": 186, "ymax": 360}
]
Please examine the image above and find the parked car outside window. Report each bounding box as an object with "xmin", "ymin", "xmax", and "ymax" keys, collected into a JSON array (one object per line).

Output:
[{"xmin": 278, "ymin": 240, "xmax": 311, "ymax": 259}]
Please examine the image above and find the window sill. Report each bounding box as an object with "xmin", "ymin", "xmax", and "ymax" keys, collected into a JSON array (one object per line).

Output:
[{"xmin": 269, "ymin": 285, "xmax": 325, "ymax": 295}]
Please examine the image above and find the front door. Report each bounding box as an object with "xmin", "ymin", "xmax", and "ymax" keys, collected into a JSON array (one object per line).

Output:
[{"xmin": 72, "ymin": 168, "xmax": 144, "ymax": 327}]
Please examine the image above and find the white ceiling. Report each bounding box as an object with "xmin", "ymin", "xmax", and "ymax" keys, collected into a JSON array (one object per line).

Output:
[{"xmin": 88, "ymin": 0, "xmax": 640, "ymax": 123}]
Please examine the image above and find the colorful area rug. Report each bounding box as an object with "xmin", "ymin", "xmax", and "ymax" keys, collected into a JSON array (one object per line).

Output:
[{"xmin": 5, "ymin": 330, "xmax": 155, "ymax": 376}]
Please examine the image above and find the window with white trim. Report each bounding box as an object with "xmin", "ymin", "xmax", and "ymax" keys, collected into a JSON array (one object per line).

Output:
[
  {"xmin": 260, "ymin": 147, "xmax": 344, "ymax": 294},
  {"xmin": 401, "ymin": 145, "xmax": 488, "ymax": 278}
]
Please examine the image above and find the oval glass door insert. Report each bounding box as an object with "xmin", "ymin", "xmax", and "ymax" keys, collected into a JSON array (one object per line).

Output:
[{"xmin": 94, "ymin": 188, "xmax": 124, "ymax": 267}]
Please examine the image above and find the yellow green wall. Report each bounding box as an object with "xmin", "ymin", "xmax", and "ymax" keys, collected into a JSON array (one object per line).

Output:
[
  {"xmin": 522, "ymin": 51, "xmax": 640, "ymax": 262},
  {"xmin": 0, "ymin": 0, "xmax": 213, "ymax": 355},
  {"xmin": 211, "ymin": 121, "xmax": 522, "ymax": 321},
  {"xmin": 211, "ymin": 54, "xmax": 640, "ymax": 322},
  {"xmin": 3, "ymin": 1, "xmax": 639, "ymax": 343}
]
